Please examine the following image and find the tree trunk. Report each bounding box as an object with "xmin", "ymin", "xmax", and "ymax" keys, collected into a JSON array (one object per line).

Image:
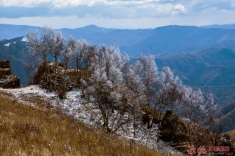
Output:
[
  {"xmin": 188, "ymin": 122, "xmax": 192, "ymax": 146},
  {"xmin": 54, "ymin": 56, "xmax": 58, "ymax": 90}
]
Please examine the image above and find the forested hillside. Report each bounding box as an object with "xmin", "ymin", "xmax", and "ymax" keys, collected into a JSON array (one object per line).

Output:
[{"xmin": 155, "ymin": 48, "xmax": 235, "ymax": 105}]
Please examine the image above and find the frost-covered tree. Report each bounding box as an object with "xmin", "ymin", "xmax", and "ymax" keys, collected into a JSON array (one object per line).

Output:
[
  {"xmin": 203, "ymin": 93, "xmax": 217, "ymax": 130},
  {"xmin": 62, "ymin": 37, "xmax": 76, "ymax": 70},
  {"xmin": 81, "ymin": 45, "xmax": 131, "ymax": 132},
  {"xmin": 178, "ymin": 86, "xmax": 205, "ymax": 145},
  {"xmin": 121, "ymin": 55, "xmax": 152, "ymax": 131},
  {"xmin": 70, "ymin": 39, "xmax": 88, "ymax": 72},
  {"xmin": 154, "ymin": 67, "xmax": 182, "ymax": 118},
  {"xmin": 202, "ymin": 93, "xmax": 221, "ymax": 145},
  {"xmin": 129, "ymin": 55, "xmax": 184, "ymax": 129},
  {"xmin": 46, "ymin": 28, "xmax": 66, "ymax": 67},
  {"xmin": 26, "ymin": 28, "xmax": 48, "ymax": 65},
  {"xmin": 130, "ymin": 55, "xmax": 158, "ymax": 96},
  {"xmin": 65, "ymin": 39, "xmax": 90, "ymax": 87},
  {"xmin": 124, "ymin": 67, "xmax": 147, "ymax": 135}
]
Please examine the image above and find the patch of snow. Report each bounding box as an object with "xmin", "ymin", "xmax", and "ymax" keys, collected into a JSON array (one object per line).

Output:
[
  {"xmin": 14, "ymin": 42, "xmax": 16, "ymax": 44},
  {"xmin": 4, "ymin": 43, "xmax": 10, "ymax": 46},
  {"xmin": 48, "ymin": 62, "xmax": 56, "ymax": 66},
  {"xmin": 0, "ymin": 85, "xmax": 56, "ymax": 103},
  {"xmin": 22, "ymin": 37, "xmax": 28, "ymax": 42}
]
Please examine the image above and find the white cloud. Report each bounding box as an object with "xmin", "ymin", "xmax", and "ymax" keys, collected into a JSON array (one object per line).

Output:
[
  {"xmin": 1, "ymin": 9, "xmax": 235, "ymax": 29},
  {"xmin": 0, "ymin": 0, "xmax": 188, "ymax": 18},
  {"xmin": 1, "ymin": 0, "xmax": 109, "ymax": 7},
  {"xmin": 1, "ymin": 0, "xmax": 50, "ymax": 7},
  {"xmin": 174, "ymin": 4, "xmax": 186, "ymax": 13},
  {"xmin": 1, "ymin": 0, "xmax": 235, "ymax": 28}
]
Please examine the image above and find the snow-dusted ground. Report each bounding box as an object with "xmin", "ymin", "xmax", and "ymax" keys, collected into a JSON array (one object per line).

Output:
[
  {"xmin": 4, "ymin": 43, "xmax": 10, "ymax": 46},
  {"xmin": 21, "ymin": 37, "xmax": 28, "ymax": 42},
  {"xmin": 0, "ymin": 85, "xmax": 183, "ymax": 155}
]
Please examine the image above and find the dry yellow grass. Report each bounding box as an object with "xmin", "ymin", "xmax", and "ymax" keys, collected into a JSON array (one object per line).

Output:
[
  {"xmin": 225, "ymin": 129, "xmax": 235, "ymax": 140},
  {"xmin": 0, "ymin": 91, "xmax": 170, "ymax": 156}
]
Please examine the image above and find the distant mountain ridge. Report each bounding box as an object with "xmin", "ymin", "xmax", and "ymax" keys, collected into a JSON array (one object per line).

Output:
[
  {"xmin": 0, "ymin": 24, "xmax": 41, "ymax": 40},
  {"xmin": 2, "ymin": 24, "xmax": 235, "ymax": 57},
  {"xmin": 201, "ymin": 24, "xmax": 235, "ymax": 29}
]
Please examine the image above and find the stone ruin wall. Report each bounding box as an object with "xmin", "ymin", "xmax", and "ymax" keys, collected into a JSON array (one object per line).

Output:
[
  {"xmin": 0, "ymin": 60, "xmax": 20, "ymax": 88},
  {"xmin": 0, "ymin": 60, "xmax": 11, "ymax": 79}
]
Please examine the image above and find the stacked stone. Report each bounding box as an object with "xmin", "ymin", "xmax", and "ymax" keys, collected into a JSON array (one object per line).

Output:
[
  {"xmin": 0, "ymin": 60, "xmax": 11, "ymax": 78},
  {"xmin": 0, "ymin": 60, "xmax": 20, "ymax": 88}
]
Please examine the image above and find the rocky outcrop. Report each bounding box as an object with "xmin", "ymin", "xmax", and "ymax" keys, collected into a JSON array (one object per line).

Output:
[
  {"xmin": 0, "ymin": 60, "xmax": 11, "ymax": 79},
  {"xmin": 33, "ymin": 62, "xmax": 77, "ymax": 99},
  {"xmin": 160, "ymin": 110, "xmax": 188, "ymax": 142},
  {"xmin": 34, "ymin": 63, "xmax": 75, "ymax": 89},
  {"xmin": 0, "ymin": 60, "xmax": 20, "ymax": 88},
  {"xmin": 159, "ymin": 110, "xmax": 235, "ymax": 153},
  {"xmin": 0, "ymin": 60, "xmax": 10, "ymax": 69},
  {"xmin": 159, "ymin": 110, "xmax": 190, "ymax": 151}
]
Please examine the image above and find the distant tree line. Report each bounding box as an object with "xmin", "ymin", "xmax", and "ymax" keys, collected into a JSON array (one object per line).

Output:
[{"xmin": 26, "ymin": 27, "xmax": 224, "ymax": 144}]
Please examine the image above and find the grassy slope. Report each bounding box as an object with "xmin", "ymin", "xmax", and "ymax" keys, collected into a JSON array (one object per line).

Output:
[
  {"xmin": 0, "ymin": 91, "xmax": 168, "ymax": 156},
  {"xmin": 226, "ymin": 129, "xmax": 235, "ymax": 141}
]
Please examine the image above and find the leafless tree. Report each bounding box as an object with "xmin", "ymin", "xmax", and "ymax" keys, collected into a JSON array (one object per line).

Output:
[{"xmin": 26, "ymin": 27, "xmax": 51, "ymax": 84}]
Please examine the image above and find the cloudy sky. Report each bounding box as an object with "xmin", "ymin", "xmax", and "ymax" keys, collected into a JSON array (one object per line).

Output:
[{"xmin": 0, "ymin": 0, "xmax": 235, "ymax": 29}]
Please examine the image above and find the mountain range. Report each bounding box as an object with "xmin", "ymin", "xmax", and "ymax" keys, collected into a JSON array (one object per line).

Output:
[
  {"xmin": 202, "ymin": 24, "xmax": 235, "ymax": 29},
  {"xmin": 1, "ymin": 24, "xmax": 235, "ymax": 57}
]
